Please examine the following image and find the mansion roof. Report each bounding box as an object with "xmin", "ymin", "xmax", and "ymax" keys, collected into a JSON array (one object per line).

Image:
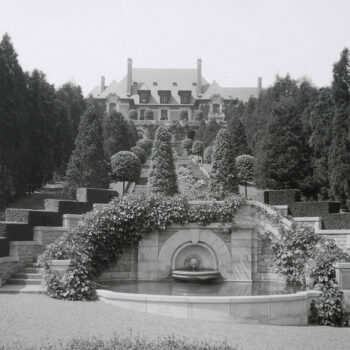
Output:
[{"xmin": 89, "ymin": 63, "xmax": 260, "ymax": 104}]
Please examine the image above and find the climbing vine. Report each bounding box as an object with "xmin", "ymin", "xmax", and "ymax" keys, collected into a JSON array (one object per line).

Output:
[{"xmin": 37, "ymin": 193, "xmax": 242, "ymax": 300}]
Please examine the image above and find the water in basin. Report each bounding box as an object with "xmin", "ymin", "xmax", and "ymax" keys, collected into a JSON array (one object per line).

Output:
[{"xmin": 100, "ymin": 281, "xmax": 306, "ymax": 296}]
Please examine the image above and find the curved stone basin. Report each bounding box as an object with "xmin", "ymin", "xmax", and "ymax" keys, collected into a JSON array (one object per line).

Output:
[
  {"xmin": 97, "ymin": 283, "xmax": 321, "ymax": 326},
  {"xmin": 171, "ymin": 269, "xmax": 221, "ymax": 282}
]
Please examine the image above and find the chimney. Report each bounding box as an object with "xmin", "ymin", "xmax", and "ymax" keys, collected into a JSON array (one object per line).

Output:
[
  {"xmin": 127, "ymin": 58, "xmax": 132, "ymax": 96},
  {"xmin": 258, "ymin": 77, "xmax": 262, "ymax": 95},
  {"xmin": 197, "ymin": 58, "xmax": 202, "ymax": 97},
  {"xmin": 100, "ymin": 76, "xmax": 105, "ymax": 93}
]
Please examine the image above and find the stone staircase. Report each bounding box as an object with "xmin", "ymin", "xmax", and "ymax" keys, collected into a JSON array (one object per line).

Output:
[
  {"xmin": 6, "ymin": 264, "xmax": 43, "ymax": 285},
  {"xmin": 0, "ymin": 187, "xmax": 118, "ymax": 291}
]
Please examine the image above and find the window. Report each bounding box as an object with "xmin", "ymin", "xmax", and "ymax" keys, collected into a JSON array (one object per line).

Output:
[
  {"xmin": 109, "ymin": 103, "xmax": 116, "ymax": 112},
  {"xmin": 140, "ymin": 109, "xmax": 145, "ymax": 120},
  {"xmin": 140, "ymin": 92, "xmax": 148, "ymax": 103},
  {"xmin": 213, "ymin": 103, "xmax": 220, "ymax": 113},
  {"xmin": 160, "ymin": 94, "xmax": 169, "ymax": 104},
  {"xmin": 181, "ymin": 93, "xmax": 190, "ymax": 104},
  {"xmin": 172, "ymin": 82, "xmax": 177, "ymax": 86},
  {"xmin": 160, "ymin": 109, "xmax": 168, "ymax": 120}
]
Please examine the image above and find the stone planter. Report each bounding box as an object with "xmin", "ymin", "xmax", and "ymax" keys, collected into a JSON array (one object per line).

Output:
[
  {"xmin": 334, "ymin": 263, "xmax": 350, "ymax": 289},
  {"xmin": 48, "ymin": 260, "xmax": 70, "ymax": 277}
]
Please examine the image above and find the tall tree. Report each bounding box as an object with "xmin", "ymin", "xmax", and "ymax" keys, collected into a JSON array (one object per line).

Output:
[
  {"xmin": 209, "ymin": 129, "xmax": 239, "ymax": 199},
  {"xmin": 0, "ymin": 33, "xmax": 27, "ymax": 204},
  {"xmin": 255, "ymin": 97, "xmax": 311, "ymax": 190},
  {"xmin": 227, "ymin": 112, "xmax": 250, "ymax": 156},
  {"xmin": 23, "ymin": 69, "xmax": 58, "ymax": 191},
  {"xmin": 328, "ymin": 48, "xmax": 350, "ymax": 206},
  {"xmin": 55, "ymin": 83, "xmax": 85, "ymax": 173},
  {"xmin": 147, "ymin": 126, "xmax": 178, "ymax": 195},
  {"xmin": 102, "ymin": 111, "xmax": 131, "ymax": 159},
  {"xmin": 64, "ymin": 99, "xmax": 110, "ymax": 198}
]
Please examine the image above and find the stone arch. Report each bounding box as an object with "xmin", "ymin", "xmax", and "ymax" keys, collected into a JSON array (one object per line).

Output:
[{"xmin": 158, "ymin": 228, "xmax": 232, "ymax": 280}]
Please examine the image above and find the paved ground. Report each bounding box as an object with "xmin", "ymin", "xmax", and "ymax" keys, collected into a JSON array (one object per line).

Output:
[{"xmin": 0, "ymin": 294, "xmax": 349, "ymax": 350}]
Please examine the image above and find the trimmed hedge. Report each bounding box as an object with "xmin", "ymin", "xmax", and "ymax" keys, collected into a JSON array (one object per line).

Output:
[
  {"xmin": 323, "ymin": 213, "xmax": 350, "ymax": 229},
  {"xmin": 130, "ymin": 146, "xmax": 147, "ymax": 164},
  {"xmin": 76, "ymin": 188, "xmax": 118, "ymax": 204},
  {"xmin": 289, "ymin": 201, "xmax": 341, "ymax": 217},
  {"xmin": 5, "ymin": 208, "xmax": 62, "ymax": 227},
  {"xmin": 263, "ymin": 189, "xmax": 301, "ymax": 205}
]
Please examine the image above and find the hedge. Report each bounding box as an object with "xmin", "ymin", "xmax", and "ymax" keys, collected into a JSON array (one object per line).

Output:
[
  {"xmin": 289, "ymin": 201, "xmax": 341, "ymax": 217},
  {"xmin": 263, "ymin": 189, "xmax": 301, "ymax": 205}
]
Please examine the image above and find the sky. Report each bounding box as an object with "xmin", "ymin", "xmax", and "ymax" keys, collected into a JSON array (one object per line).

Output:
[{"xmin": 0, "ymin": 0, "xmax": 349, "ymax": 95}]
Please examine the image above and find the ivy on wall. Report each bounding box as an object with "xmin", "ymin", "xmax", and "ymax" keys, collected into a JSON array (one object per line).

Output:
[{"xmin": 37, "ymin": 193, "xmax": 242, "ymax": 301}]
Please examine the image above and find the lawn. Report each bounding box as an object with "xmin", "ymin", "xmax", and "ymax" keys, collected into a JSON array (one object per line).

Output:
[{"xmin": 0, "ymin": 294, "xmax": 349, "ymax": 350}]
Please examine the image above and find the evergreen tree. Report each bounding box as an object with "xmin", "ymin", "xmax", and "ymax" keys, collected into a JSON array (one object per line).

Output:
[
  {"xmin": 209, "ymin": 129, "xmax": 239, "ymax": 199},
  {"xmin": 255, "ymin": 97, "xmax": 311, "ymax": 190},
  {"xmin": 202, "ymin": 119, "xmax": 220, "ymax": 147},
  {"xmin": 328, "ymin": 48, "xmax": 350, "ymax": 206},
  {"xmin": 23, "ymin": 69, "xmax": 58, "ymax": 191},
  {"xmin": 227, "ymin": 113, "xmax": 250, "ymax": 157},
  {"xmin": 147, "ymin": 127, "xmax": 178, "ymax": 195},
  {"xmin": 236, "ymin": 155, "xmax": 256, "ymax": 198},
  {"xmin": 0, "ymin": 33, "xmax": 27, "ymax": 204},
  {"xmin": 64, "ymin": 99, "xmax": 110, "ymax": 198},
  {"xmin": 102, "ymin": 111, "xmax": 130, "ymax": 159},
  {"xmin": 127, "ymin": 119, "xmax": 138, "ymax": 148},
  {"xmin": 55, "ymin": 82, "xmax": 85, "ymax": 173}
]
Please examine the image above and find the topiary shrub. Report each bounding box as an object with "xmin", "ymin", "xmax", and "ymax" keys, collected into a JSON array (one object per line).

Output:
[
  {"xmin": 209, "ymin": 129, "xmax": 239, "ymax": 199},
  {"xmin": 130, "ymin": 146, "xmax": 147, "ymax": 164},
  {"xmin": 203, "ymin": 146, "xmax": 213, "ymax": 164},
  {"xmin": 147, "ymin": 127, "xmax": 178, "ymax": 196},
  {"xmin": 136, "ymin": 138, "xmax": 153, "ymax": 156},
  {"xmin": 64, "ymin": 100, "xmax": 110, "ymax": 199},
  {"xmin": 111, "ymin": 151, "xmax": 141, "ymax": 194},
  {"xmin": 182, "ymin": 138, "xmax": 193, "ymax": 155},
  {"xmin": 145, "ymin": 109, "xmax": 154, "ymax": 120},
  {"xmin": 128, "ymin": 109, "xmax": 138, "ymax": 120},
  {"xmin": 192, "ymin": 140, "xmax": 204, "ymax": 157},
  {"xmin": 235, "ymin": 154, "xmax": 256, "ymax": 198},
  {"xmin": 37, "ymin": 193, "xmax": 242, "ymax": 300}
]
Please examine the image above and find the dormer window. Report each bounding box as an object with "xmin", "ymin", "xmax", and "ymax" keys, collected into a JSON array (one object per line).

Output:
[
  {"xmin": 178, "ymin": 91, "xmax": 191, "ymax": 104},
  {"xmin": 158, "ymin": 90, "xmax": 171, "ymax": 104},
  {"xmin": 140, "ymin": 92, "xmax": 149, "ymax": 103}
]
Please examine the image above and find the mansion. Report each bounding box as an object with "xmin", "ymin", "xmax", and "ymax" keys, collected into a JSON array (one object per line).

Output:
[{"xmin": 89, "ymin": 59, "xmax": 262, "ymax": 122}]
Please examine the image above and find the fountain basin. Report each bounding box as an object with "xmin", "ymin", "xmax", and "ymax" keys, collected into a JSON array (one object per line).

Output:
[
  {"xmin": 97, "ymin": 282, "xmax": 321, "ymax": 326},
  {"xmin": 171, "ymin": 269, "xmax": 221, "ymax": 282}
]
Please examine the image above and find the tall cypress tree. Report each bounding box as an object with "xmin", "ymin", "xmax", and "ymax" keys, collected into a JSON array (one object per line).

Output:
[
  {"xmin": 227, "ymin": 113, "xmax": 250, "ymax": 157},
  {"xmin": 328, "ymin": 48, "xmax": 350, "ymax": 206},
  {"xmin": 64, "ymin": 99, "xmax": 110, "ymax": 198},
  {"xmin": 209, "ymin": 129, "xmax": 239, "ymax": 199},
  {"xmin": 255, "ymin": 97, "xmax": 311, "ymax": 190},
  {"xmin": 0, "ymin": 33, "xmax": 27, "ymax": 205},
  {"xmin": 147, "ymin": 126, "xmax": 178, "ymax": 195}
]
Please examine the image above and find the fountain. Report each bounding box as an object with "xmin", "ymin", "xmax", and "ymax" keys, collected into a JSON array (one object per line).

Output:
[{"xmin": 171, "ymin": 253, "xmax": 221, "ymax": 281}]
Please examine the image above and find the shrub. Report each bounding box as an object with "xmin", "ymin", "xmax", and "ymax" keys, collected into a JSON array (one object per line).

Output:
[
  {"xmin": 192, "ymin": 140, "xmax": 204, "ymax": 157},
  {"xmin": 130, "ymin": 146, "xmax": 147, "ymax": 164},
  {"xmin": 111, "ymin": 151, "xmax": 141, "ymax": 194},
  {"xmin": 136, "ymin": 138, "xmax": 153, "ymax": 155},
  {"xmin": 148, "ymin": 127, "xmax": 178, "ymax": 195},
  {"xmin": 209, "ymin": 129, "xmax": 239, "ymax": 199},
  {"xmin": 128, "ymin": 109, "xmax": 138, "ymax": 120},
  {"xmin": 182, "ymin": 138, "xmax": 193, "ymax": 154},
  {"xmin": 180, "ymin": 109, "xmax": 189, "ymax": 121},
  {"xmin": 203, "ymin": 146, "xmax": 213, "ymax": 164},
  {"xmin": 64, "ymin": 101, "xmax": 110, "ymax": 198},
  {"xmin": 144, "ymin": 109, "xmax": 153, "ymax": 120},
  {"xmin": 37, "ymin": 193, "xmax": 242, "ymax": 300},
  {"xmin": 235, "ymin": 154, "xmax": 256, "ymax": 197}
]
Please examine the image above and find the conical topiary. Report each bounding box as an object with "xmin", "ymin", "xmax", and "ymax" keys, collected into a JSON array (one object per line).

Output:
[
  {"xmin": 147, "ymin": 126, "xmax": 178, "ymax": 195},
  {"xmin": 64, "ymin": 99, "xmax": 110, "ymax": 198},
  {"xmin": 209, "ymin": 129, "xmax": 239, "ymax": 199}
]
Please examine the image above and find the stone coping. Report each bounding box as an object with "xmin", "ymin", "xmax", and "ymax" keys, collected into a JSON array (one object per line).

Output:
[
  {"xmin": 9, "ymin": 241, "xmax": 39, "ymax": 246},
  {"xmin": 33, "ymin": 226, "xmax": 68, "ymax": 231},
  {"xmin": 335, "ymin": 263, "xmax": 350, "ymax": 269},
  {"xmin": 0, "ymin": 256, "xmax": 18, "ymax": 263},
  {"xmin": 62, "ymin": 214, "xmax": 83, "ymax": 219},
  {"xmin": 97, "ymin": 289, "xmax": 321, "ymax": 304}
]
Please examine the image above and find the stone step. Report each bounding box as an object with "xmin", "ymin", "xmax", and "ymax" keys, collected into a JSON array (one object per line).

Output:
[
  {"xmin": 18, "ymin": 267, "xmax": 42, "ymax": 273},
  {"xmin": 12, "ymin": 273, "xmax": 42, "ymax": 279},
  {"xmin": 6, "ymin": 278, "xmax": 42, "ymax": 285}
]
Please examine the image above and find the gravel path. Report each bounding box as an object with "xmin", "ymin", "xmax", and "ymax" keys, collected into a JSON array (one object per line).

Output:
[{"xmin": 0, "ymin": 294, "xmax": 349, "ymax": 349}]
